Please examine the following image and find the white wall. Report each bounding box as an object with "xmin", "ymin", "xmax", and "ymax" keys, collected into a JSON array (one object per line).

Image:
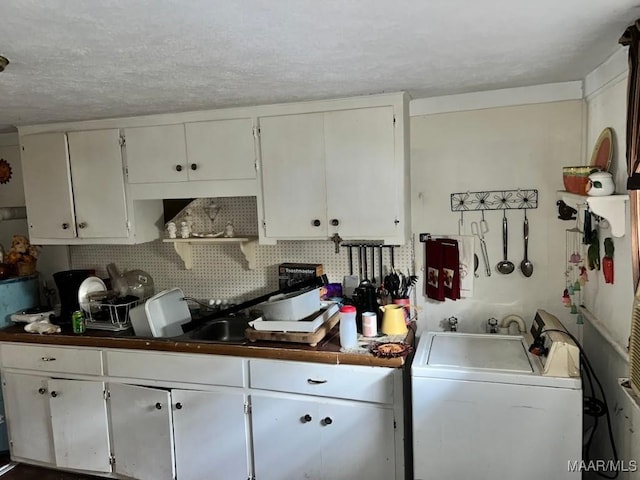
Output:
[
  {"xmin": 582, "ymin": 48, "xmax": 640, "ymax": 479},
  {"xmin": 410, "ymin": 99, "xmax": 584, "ymax": 335}
]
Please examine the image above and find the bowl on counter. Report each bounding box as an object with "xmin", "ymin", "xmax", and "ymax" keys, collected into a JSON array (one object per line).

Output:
[{"xmin": 562, "ymin": 166, "xmax": 601, "ymax": 195}]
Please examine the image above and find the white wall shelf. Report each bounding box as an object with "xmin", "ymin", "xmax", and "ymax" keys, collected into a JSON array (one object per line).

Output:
[
  {"xmin": 163, "ymin": 237, "xmax": 258, "ymax": 270},
  {"xmin": 557, "ymin": 191, "xmax": 630, "ymax": 237}
]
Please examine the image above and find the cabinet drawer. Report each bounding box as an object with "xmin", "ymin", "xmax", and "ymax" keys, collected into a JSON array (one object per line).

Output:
[
  {"xmin": 0, "ymin": 344, "xmax": 103, "ymax": 375},
  {"xmin": 249, "ymin": 359, "xmax": 394, "ymax": 403},
  {"xmin": 105, "ymin": 350, "xmax": 244, "ymax": 387}
]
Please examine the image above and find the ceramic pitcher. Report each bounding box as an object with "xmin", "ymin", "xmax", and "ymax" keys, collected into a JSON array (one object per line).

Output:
[{"xmin": 379, "ymin": 304, "xmax": 408, "ymax": 335}]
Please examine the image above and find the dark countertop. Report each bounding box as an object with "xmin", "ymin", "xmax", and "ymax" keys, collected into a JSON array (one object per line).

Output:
[{"xmin": 0, "ymin": 322, "xmax": 415, "ymax": 368}]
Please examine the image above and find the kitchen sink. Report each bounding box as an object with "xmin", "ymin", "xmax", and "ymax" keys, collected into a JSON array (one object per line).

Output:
[{"xmin": 187, "ymin": 318, "xmax": 250, "ymax": 343}]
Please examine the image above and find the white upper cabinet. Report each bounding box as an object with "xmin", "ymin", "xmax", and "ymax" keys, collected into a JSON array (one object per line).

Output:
[
  {"xmin": 259, "ymin": 112, "xmax": 327, "ymax": 238},
  {"xmin": 20, "ymin": 130, "xmax": 161, "ymax": 244},
  {"xmin": 324, "ymin": 106, "xmax": 398, "ymax": 240},
  {"xmin": 124, "ymin": 124, "xmax": 188, "ymax": 184},
  {"xmin": 258, "ymin": 95, "xmax": 409, "ymax": 245},
  {"xmin": 20, "ymin": 132, "xmax": 76, "ymax": 239},
  {"xmin": 185, "ymin": 118, "xmax": 256, "ymax": 181},
  {"xmin": 123, "ymin": 119, "xmax": 258, "ymax": 199},
  {"xmin": 68, "ymin": 130, "xmax": 129, "ymax": 238}
]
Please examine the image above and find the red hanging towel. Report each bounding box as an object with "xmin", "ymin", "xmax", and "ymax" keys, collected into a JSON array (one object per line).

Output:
[
  {"xmin": 440, "ymin": 239, "xmax": 461, "ymax": 300},
  {"xmin": 425, "ymin": 239, "xmax": 444, "ymax": 301}
]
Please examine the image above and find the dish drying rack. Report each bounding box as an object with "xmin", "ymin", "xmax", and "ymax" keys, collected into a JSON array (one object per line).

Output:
[{"xmin": 85, "ymin": 294, "xmax": 144, "ymax": 332}]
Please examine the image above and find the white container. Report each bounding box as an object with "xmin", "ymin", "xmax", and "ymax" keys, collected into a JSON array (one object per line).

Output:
[
  {"xmin": 257, "ymin": 287, "xmax": 321, "ymax": 321},
  {"xmin": 362, "ymin": 311, "xmax": 378, "ymax": 337},
  {"xmin": 339, "ymin": 305, "xmax": 358, "ymax": 349},
  {"xmin": 586, "ymin": 171, "xmax": 615, "ymax": 196},
  {"xmin": 129, "ymin": 287, "xmax": 191, "ymax": 337}
]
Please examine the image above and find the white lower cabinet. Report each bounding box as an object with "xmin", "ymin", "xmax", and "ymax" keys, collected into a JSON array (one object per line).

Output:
[
  {"xmin": 109, "ymin": 383, "xmax": 249, "ymax": 480},
  {"xmin": 0, "ymin": 346, "xmax": 404, "ymax": 480},
  {"xmin": 2, "ymin": 373, "xmax": 111, "ymax": 472},
  {"xmin": 252, "ymin": 394, "xmax": 396, "ymax": 480}
]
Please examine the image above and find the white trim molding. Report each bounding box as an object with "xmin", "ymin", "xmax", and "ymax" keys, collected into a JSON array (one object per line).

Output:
[
  {"xmin": 409, "ymin": 81, "xmax": 583, "ymax": 116},
  {"xmin": 583, "ymin": 47, "xmax": 629, "ymax": 100}
]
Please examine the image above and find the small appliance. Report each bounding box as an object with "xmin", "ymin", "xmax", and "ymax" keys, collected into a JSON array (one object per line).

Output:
[{"xmin": 52, "ymin": 269, "xmax": 93, "ymax": 327}]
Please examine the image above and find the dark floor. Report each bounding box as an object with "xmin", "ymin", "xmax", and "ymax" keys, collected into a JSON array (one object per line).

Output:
[{"xmin": 0, "ymin": 454, "xmax": 102, "ymax": 479}]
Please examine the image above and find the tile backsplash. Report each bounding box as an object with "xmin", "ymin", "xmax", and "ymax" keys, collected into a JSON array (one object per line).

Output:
[{"xmin": 70, "ymin": 197, "xmax": 411, "ymax": 303}]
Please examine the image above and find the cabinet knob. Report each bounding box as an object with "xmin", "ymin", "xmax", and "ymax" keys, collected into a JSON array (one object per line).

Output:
[
  {"xmin": 41, "ymin": 356, "xmax": 56, "ymax": 362},
  {"xmin": 77, "ymin": 222, "xmax": 87, "ymax": 229},
  {"xmin": 321, "ymin": 416, "xmax": 333, "ymax": 426},
  {"xmin": 155, "ymin": 402, "xmax": 162, "ymax": 410},
  {"xmin": 330, "ymin": 219, "xmax": 339, "ymax": 226},
  {"xmin": 190, "ymin": 163, "xmax": 198, "ymax": 171},
  {"xmin": 301, "ymin": 414, "xmax": 312, "ymax": 423},
  {"xmin": 50, "ymin": 391, "xmax": 58, "ymax": 398},
  {"xmin": 312, "ymin": 219, "xmax": 321, "ymax": 227},
  {"xmin": 175, "ymin": 165, "xmax": 183, "ymax": 172},
  {"xmin": 175, "ymin": 402, "xmax": 183, "ymax": 410},
  {"xmin": 38, "ymin": 388, "xmax": 46, "ymax": 395},
  {"xmin": 61, "ymin": 223, "xmax": 70, "ymax": 230}
]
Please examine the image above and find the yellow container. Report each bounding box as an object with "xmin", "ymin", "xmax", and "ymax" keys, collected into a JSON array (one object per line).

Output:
[{"xmin": 380, "ymin": 304, "xmax": 408, "ymax": 335}]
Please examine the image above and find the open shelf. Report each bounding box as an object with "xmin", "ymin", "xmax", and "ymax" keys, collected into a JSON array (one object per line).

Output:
[
  {"xmin": 163, "ymin": 237, "xmax": 258, "ymax": 270},
  {"xmin": 557, "ymin": 191, "xmax": 630, "ymax": 237}
]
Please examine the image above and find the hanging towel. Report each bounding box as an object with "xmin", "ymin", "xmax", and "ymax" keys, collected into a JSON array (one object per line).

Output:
[
  {"xmin": 425, "ymin": 239, "xmax": 444, "ymax": 301},
  {"xmin": 424, "ymin": 238, "xmax": 461, "ymax": 301},
  {"xmin": 440, "ymin": 239, "xmax": 461, "ymax": 300},
  {"xmin": 441, "ymin": 235, "xmax": 474, "ymax": 298}
]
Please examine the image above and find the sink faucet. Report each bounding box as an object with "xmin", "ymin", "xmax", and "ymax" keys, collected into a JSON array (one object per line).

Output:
[
  {"xmin": 447, "ymin": 316, "xmax": 458, "ymax": 332},
  {"xmin": 487, "ymin": 317, "xmax": 499, "ymax": 334}
]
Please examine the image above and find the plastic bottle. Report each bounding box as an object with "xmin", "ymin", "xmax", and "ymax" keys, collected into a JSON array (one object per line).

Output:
[{"xmin": 339, "ymin": 305, "xmax": 358, "ymax": 349}]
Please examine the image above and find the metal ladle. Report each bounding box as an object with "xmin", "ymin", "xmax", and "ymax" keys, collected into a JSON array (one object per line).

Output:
[
  {"xmin": 520, "ymin": 211, "xmax": 534, "ymax": 277},
  {"xmin": 496, "ymin": 210, "xmax": 515, "ymax": 274}
]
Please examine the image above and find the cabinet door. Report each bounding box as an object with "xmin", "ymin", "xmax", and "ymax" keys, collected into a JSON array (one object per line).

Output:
[
  {"xmin": 109, "ymin": 383, "xmax": 175, "ymax": 480},
  {"xmin": 259, "ymin": 113, "xmax": 328, "ymax": 238},
  {"xmin": 68, "ymin": 129, "xmax": 129, "ymax": 238},
  {"xmin": 2, "ymin": 373, "xmax": 54, "ymax": 464},
  {"xmin": 319, "ymin": 402, "xmax": 395, "ymax": 480},
  {"xmin": 324, "ymin": 106, "xmax": 399, "ymax": 239},
  {"xmin": 20, "ymin": 133, "xmax": 77, "ymax": 239},
  {"xmin": 173, "ymin": 389, "xmax": 248, "ymax": 480},
  {"xmin": 124, "ymin": 124, "xmax": 188, "ymax": 183},
  {"xmin": 252, "ymin": 395, "xmax": 321, "ymax": 480},
  {"xmin": 185, "ymin": 118, "xmax": 256, "ymax": 181},
  {"xmin": 48, "ymin": 379, "xmax": 111, "ymax": 472}
]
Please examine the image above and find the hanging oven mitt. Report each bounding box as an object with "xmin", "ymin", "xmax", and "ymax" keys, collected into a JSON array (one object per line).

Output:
[
  {"xmin": 602, "ymin": 237, "xmax": 614, "ymax": 284},
  {"xmin": 440, "ymin": 239, "xmax": 461, "ymax": 300},
  {"xmin": 425, "ymin": 239, "xmax": 444, "ymax": 301}
]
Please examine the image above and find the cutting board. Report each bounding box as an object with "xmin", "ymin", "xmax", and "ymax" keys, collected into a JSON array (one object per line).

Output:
[{"xmin": 245, "ymin": 313, "xmax": 339, "ymax": 347}]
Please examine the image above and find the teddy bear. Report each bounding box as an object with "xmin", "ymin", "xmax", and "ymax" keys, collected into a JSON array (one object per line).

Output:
[{"xmin": 6, "ymin": 234, "xmax": 40, "ymax": 275}]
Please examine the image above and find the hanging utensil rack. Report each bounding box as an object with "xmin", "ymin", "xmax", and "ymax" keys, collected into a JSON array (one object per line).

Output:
[{"xmin": 450, "ymin": 189, "xmax": 538, "ymax": 212}]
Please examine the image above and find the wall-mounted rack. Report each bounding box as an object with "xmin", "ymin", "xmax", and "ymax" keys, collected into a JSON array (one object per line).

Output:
[{"xmin": 450, "ymin": 189, "xmax": 539, "ymax": 212}]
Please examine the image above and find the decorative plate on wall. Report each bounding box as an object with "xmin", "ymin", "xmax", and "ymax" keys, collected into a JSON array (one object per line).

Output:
[{"xmin": 590, "ymin": 127, "xmax": 613, "ymax": 172}]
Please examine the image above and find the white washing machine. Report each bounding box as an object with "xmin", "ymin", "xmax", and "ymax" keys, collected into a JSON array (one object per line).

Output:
[{"xmin": 411, "ymin": 310, "xmax": 582, "ymax": 480}]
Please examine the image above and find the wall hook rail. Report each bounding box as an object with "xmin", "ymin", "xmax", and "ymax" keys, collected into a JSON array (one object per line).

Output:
[{"xmin": 450, "ymin": 189, "xmax": 538, "ymax": 212}]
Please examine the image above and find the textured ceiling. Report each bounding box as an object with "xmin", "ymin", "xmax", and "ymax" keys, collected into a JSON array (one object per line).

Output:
[{"xmin": 0, "ymin": 0, "xmax": 639, "ymax": 132}]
